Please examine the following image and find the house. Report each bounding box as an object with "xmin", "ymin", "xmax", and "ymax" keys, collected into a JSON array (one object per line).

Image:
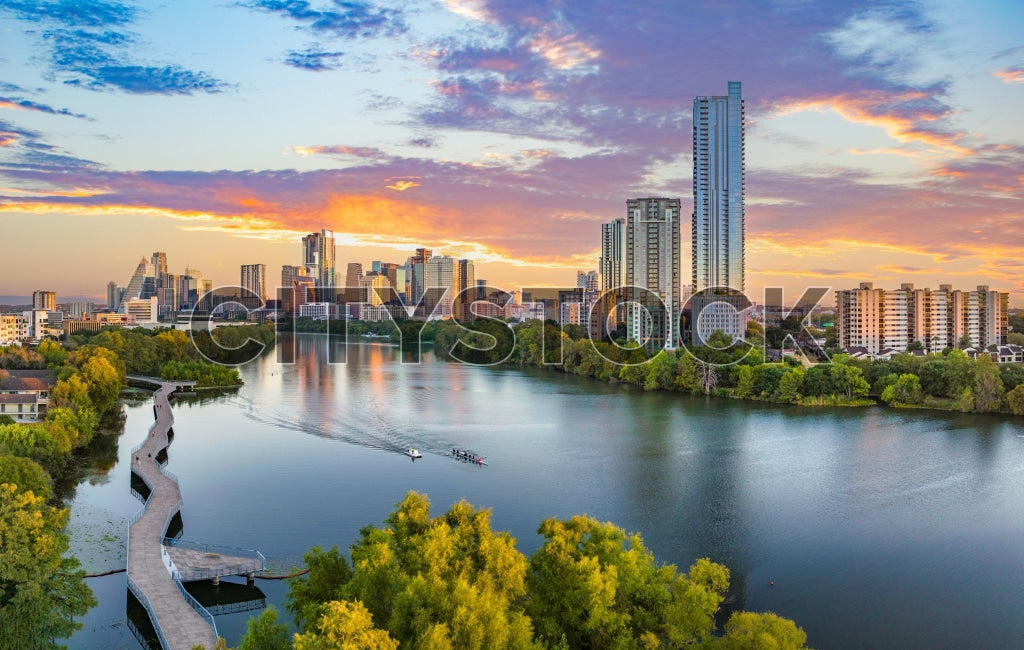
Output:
[{"xmin": 0, "ymin": 369, "xmax": 57, "ymax": 422}]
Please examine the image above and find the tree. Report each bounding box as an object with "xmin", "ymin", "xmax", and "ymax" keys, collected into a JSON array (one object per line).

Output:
[
  {"xmin": 906, "ymin": 340, "xmax": 924, "ymax": 352},
  {"xmin": 287, "ymin": 546, "xmax": 353, "ymax": 629},
  {"xmin": 293, "ymin": 600, "xmax": 398, "ymax": 650},
  {"xmin": 0, "ymin": 456, "xmax": 51, "ymax": 500},
  {"xmin": 342, "ymin": 493, "xmax": 539, "ymax": 650},
  {"xmin": 50, "ymin": 374, "xmax": 92, "ymax": 412},
  {"xmin": 526, "ymin": 515, "xmax": 728, "ymax": 649},
  {"xmin": 35, "ymin": 340, "xmax": 67, "ymax": 368},
  {"xmin": 734, "ymin": 365, "xmax": 755, "ymax": 398},
  {"xmin": 711, "ymin": 611, "xmax": 810, "ymax": 649},
  {"xmin": 973, "ymin": 354, "xmax": 1005, "ymax": 413},
  {"xmin": 79, "ymin": 353, "xmax": 123, "ymax": 415},
  {"xmin": 644, "ymin": 351, "xmax": 678, "ymax": 391},
  {"xmin": 880, "ymin": 374, "xmax": 923, "ymax": 406},
  {"xmin": 239, "ymin": 606, "xmax": 291, "ymax": 650},
  {"xmin": 776, "ymin": 368, "xmax": 805, "ymax": 404},
  {"xmin": 1006, "ymin": 384, "xmax": 1024, "ymax": 416},
  {"xmin": 0, "ymin": 483, "xmax": 95, "ymax": 648}
]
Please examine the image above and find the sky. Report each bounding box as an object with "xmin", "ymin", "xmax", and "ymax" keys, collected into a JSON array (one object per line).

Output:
[{"xmin": 0, "ymin": 0, "xmax": 1022, "ymax": 304}]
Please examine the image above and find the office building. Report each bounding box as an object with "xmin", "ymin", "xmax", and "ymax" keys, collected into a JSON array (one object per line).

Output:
[
  {"xmin": 124, "ymin": 297, "xmax": 159, "ymax": 324},
  {"xmin": 410, "ymin": 248, "xmax": 433, "ymax": 305},
  {"xmin": 302, "ymin": 230, "xmax": 337, "ymax": 288},
  {"xmin": 151, "ymin": 252, "xmax": 168, "ymax": 278},
  {"xmin": 118, "ymin": 258, "xmax": 149, "ymax": 312},
  {"xmin": 241, "ymin": 264, "xmax": 268, "ymax": 303},
  {"xmin": 693, "ymin": 81, "xmax": 745, "ymax": 294},
  {"xmin": 625, "ymin": 198, "xmax": 681, "ymax": 352},
  {"xmin": 424, "ymin": 255, "xmax": 460, "ymax": 319},
  {"xmin": 107, "ymin": 281, "xmax": 123, "ymax": 310}
]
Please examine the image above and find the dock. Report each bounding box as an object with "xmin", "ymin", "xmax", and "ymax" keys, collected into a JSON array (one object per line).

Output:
[{"xmin": 125, "ymin": 375, "xmax": 265, "ymax": 650}]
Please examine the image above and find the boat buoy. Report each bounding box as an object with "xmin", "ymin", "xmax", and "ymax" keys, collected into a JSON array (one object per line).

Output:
[{"xmin": 770, "ymin": 580, "xmax": 775, "ymax": 586}]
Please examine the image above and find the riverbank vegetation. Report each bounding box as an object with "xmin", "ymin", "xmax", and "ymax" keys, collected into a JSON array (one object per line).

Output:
[
  {"xmin": 430, "ymin": 319, "xmax": 1024, "ymax": 416},
  {"xmin": 234, "ymin": 492, "xmax": 808, "ymax": 650},
  {"xmin": 67, "ymin": 323, "xmax": 275, "ymax": 387}
]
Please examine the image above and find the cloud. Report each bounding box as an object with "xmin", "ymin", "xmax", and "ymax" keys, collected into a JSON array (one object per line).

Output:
[
  {"xmin": 292, "ymin": 145, "xmax": 388, "ymax": 159},
  {"xmin": 0, "ymin": 1, "xmax": 227, "ymax": 94},
  {"xmin": 385, "ymin": 179, "xmax": 420, "ymax": 191},
  {"xmin": 992, "ymin": 67, "xmax": 1024, "ymax": 84},
  {"xmin": 241, "ymin": 0, "xmax": 405, "ymax": 39},
  {"xmin": 284, "ymin": 47, "xmax": 344, "ymax": 71},
  {"xmin": 0, "ymin": 96, "xmax": 89, "ymax": 119}
]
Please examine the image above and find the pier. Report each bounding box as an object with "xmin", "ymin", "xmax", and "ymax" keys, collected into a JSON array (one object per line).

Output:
[{"xmin": 125, "ymin": 375, "xmax": 265, "ymax": 650}]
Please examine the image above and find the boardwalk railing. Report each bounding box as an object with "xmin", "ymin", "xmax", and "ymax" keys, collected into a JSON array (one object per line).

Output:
[
  {"xmin": 127, "ymin": 574, "xmax": 172, "ymax": 650},
  {"xmin": 162, "ymin": 538, "xmax": 266, "ymax": 582},
  {"xmin": 173, "ymin": 579, "xmax": 219, "ymax": 640}
]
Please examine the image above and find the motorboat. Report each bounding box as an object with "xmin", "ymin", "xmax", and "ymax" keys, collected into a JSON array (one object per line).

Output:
[{"xmin": 404, "ymin": 448, "xmax": 423, "ymax": 459}]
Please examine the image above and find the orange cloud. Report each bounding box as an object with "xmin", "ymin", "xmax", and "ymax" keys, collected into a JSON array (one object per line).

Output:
[
  {"xmin": 293, "ymin": 145, "xmax": 386, "ymax": 158},
  {"xmin": 441, "ymin": 0, "xmax": 492, "ymax": 22},
  {"xmin": 772, "ymin": 92, "xmax": 973, "ymax": 155},
  {"xmin": 386, "ymin": 180, "xmax": 420, "ymax": 191},
  {"xmin": 993, "ymin": 68, "xmax": 1024, "ymax": 84},
  {"xmin": 527, "ymin": 30, "xmax": 601, "ymax": 70}
]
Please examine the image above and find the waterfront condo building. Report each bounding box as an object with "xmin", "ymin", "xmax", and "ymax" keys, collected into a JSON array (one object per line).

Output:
[
  {"xmin": 690, "ymin": 82, "xmax": 747, "ymax": 345},
  {"xmin": 625, "ymin": 197, "xmax": 681, "ymax": 352},
  {"xmin": 836, "ymin": 283, "xmax": 1009, "ymax": 355},
  {"xmin": 693, "ymin": 81, "xmax": 745, "ymax": 294}
]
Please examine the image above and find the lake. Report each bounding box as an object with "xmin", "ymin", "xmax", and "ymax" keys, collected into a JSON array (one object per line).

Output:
[{"xmin": 67, "ymin": 335, "xmax": 1024, "ymax": 648}]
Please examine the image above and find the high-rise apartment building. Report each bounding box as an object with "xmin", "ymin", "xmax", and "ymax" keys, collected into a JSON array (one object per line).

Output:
[
  {"xmin": 600, "ymin": 218, "xmax": 627, "ymax": 292},
  {"xmin": 693, "ymin": 81, "xmax": 745, "ymax": 294},
  {"xmin": 118, "ymin": 258, "xmax": 149, "ymax": 313},
  {"xmin": 836, "ymin": 283, "xmax": 1009, "ymax": 354},
  {"xmin": 410, "ymin": 248, "xmax": 433, "ymax": 305},
  {"xmin": 32, "ymin": 291, "xmax": 56, "ymax": 311},
  {"xmin": 241, "ymin": 264, "xmax": 268, "ymax": 303},
  {"xmin": 625, "ymin": 198, "xmax": 681, "ymax": 352},
  {"xmin": 302, "ymin": 230, "xmax": 337, "ymax": 288}
]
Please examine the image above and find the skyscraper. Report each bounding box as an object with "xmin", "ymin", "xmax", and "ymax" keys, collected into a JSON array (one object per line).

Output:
[
  {"xmin": 425, "ymin": 255, "xmax": 460, "ymax": 319},
  {"xmin": 692, "ymin": 81, "xmax": 745, "ymax": 293},
  {"xmin": 625, "ymin": 198, "xmax": 681, "ymax": 352},
  {"xmin": 410, "ymin": 248, "xmax": 432, "ymax": 305},
  {"xmin": 302, "ymin": 230, "xmax": 337, "ymax": 288},
  {"xmin": 241, "ymin": 264, "xmax": 268, "ymax": 303},
  {"xmin": 151, "ymin": 252, "xmax": 168, "ymax": 277},
  {"xmin": 107, "ymin": 281, "xmax": 120, "ymax": 310},
  {"xmin": 118, "ymin": 258, "xmax": 149, "ymax": 313},
  {"xmin": 599, "ymin": 218, "xmax": 626, "ymax": 292}
]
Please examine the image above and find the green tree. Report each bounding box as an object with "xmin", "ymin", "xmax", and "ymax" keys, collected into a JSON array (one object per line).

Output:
[
  {"xmin": 293, "ymin": 600, "xmax": 398, "ymax": 650},
  {"xmin": 35, "ymin": 340, "xmax": 67, "ymax": 368},
  {"xmin": 526, "ymin": 515, "xmax": 728, "ymax": 648},
  {"xmin": 1005, "ymin": 384, "xmax": 1024, "ymax": 416},
  {"xmin": 0, "ymin": 483, "xmax": 96, "ymax": 648},
  {"xmin": 644, "ymin": 351, "xmax": 678, "ymax": 391},
  {"xmin": 239, "ymin": 606, "xmax": 291, "ymax": 650},
  {"xmin": 711, "ymin": 611, "xmax": 810, "ymax": 649},
  {"xmin": 776, "ymin": 368, "xmax": 805, "ymax": 404},
  {"xmin": 0, "ymin": 456, "xmax": 51, "ymax": 500},
  {"xmin": 734, "ymin": 365, "xmax": 755, "ymax": 398},
  {"xmin": 973, "ymin": 354, "xmax": 1005, "ymax": 413},
  {"xmin": 880, "ymin": 374, "xmax": 923, "ymax": 406},
  {"xmin": 287, "ymin": 546, "xmax": 353, "ymax": 629},
  {"xmin": 50, "ymin": 374, "xmax": 92, "ymax": 412}
]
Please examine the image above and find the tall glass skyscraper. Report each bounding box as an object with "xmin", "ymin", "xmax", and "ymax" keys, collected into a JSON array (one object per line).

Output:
[{"xmin": 692, "ymin": 81, "xmax": 744, "ymax": 293}]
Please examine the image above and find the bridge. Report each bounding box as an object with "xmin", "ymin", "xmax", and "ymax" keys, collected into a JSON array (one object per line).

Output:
[{"xmin": 126, "ymin": 376, "xmax": 265, "ymax": 650}]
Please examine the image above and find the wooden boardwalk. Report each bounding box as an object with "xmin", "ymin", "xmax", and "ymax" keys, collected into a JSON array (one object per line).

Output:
[{"xmin": 126, "ymin": 376, "xmax": 263, "ymax": 650}]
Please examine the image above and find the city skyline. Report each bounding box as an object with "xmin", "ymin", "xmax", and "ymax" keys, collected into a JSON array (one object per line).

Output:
[{"xmin": 1, "ymin": 1, "xmax": 1022, "ymax": 301}]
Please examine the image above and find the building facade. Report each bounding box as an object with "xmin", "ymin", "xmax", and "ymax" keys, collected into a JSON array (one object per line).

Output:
[
  {"xmin": 241, "ymin": 263, "xmax": 268, "ymax": 303},
  {"xmin": 32, "ymin": 291, "xmax": 56, "ymax": 311},
  {"xmin": 836, "ymin": 283, "xmax": 1009, "ymax": 355},
  {"xmin": 693, "ymin": 81, "xmax": 745, "ymax": 294},
  {"xmin": 302, "ymin": 230, "xmax": 337, "ymax": 288},
  {"xmin": 600, "ymin": 218, "xmax": 627, "ymax": 292},
  {"xmin": 625, "ymin": 197, "xmax": 681, "ymax": 352}
]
